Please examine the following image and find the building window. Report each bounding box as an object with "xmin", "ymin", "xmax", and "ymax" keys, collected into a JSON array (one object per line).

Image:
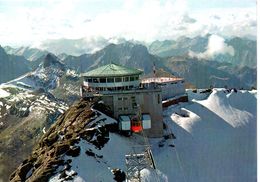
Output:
[
  {"xmin": 158, "ymin": 94, "xmax": 160, "ymax": 104},
  {"xmin": 135, "ymin": 76, "xmax": 139, "ymax": 80},
  {"xmin": 132, "ymin": 102, "xmax": 137, "ymax": 109},
  {"xmin": 123, "ymin": 97, "xmax": 128, "ymax": 100},
  {"xmin": 115, "ymin": 77, "xmax": 122, "ymax": 82},
  {"xmin": 87, "ymin": 78, "xmax": 92, "ymax": 82},
  {"xmin": 124, "ymin": 107, "xmax": 128, "ymax": 110},
  {"xmin": 100, "ymin": 78, "xmax": 106, "ymax": 83},
  {"xmin": 107, "ymin": 77, "xmax": 114, "ymax": 82},
  {"xmin": 118, "ymin": 97, "xmax": 123, "ymax": 101},
  {"xmin": 130, "ymin": 76, "xmax": 135, "ymax": 81},
  {"xmin": 118, "ymin": 107, "xmax": 123, "ymax": 111},
  {"xmin": 125, "ymin": 77, "xmax": 129, "ymax": 82},
  {"xmin": 93, "ymin": 78, "xmax": 98, "ymax": 83}
]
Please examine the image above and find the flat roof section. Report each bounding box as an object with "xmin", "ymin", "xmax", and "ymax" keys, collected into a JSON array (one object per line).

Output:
[{"xmin": 142, "ymin": 77, "xmax": 184, "ymax": 83}]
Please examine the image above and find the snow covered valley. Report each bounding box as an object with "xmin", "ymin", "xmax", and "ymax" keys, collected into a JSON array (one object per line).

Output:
[{"xmin": 10, "ymin": 88, "xmax": 257, "ymax": 182}]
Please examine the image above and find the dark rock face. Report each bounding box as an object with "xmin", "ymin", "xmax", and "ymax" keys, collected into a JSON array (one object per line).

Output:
[
  {"xmin": 0, "ymin": 46, "xmax": 30, "ymax": 83},
  {"xmin": 163, "ymin": 58, "xmax": 256, "ymax": 89},
  {"xmin": 13, "ymin": 53, "xmax": 68, "ymax": 92},
  {"xmin": 63, "ymin": 42, "xmax": 160, "ymax": 74},
  {"xmin": 41, "ymin": 132, "xmax": 59, "ymax": 147},
  {"xmin": 85, "ymin": 149, "xmax": 96, "ymax": 157},
  {"xmin": 9, "ymin": 103, "xmax": 30, "ymax": 118},
  {"xmin": 17, "ymin": 162, "xmax": 34, "ymax": 181},
  {"xmin": 93, "ymin": 102, "xmax": 113, "ymax": 117},
  {"xmin": 88, "ymin": 125, "xmax": 110, "ymax": 150},
  {"xmin": 42, "ymin": 53, "xmax": 66, "ymax": 71},
  {"xmin": 9, "ymin": 99, "xmax": 96, "ymax": 182},
  {"xmin": 111, "ymin": 168, "xmax": 126, "ymax": 182},
  {"xmin": 9, "ymin": 98, "xmax": 121, "ymax": 182},
  {"xmin": 66, "ymin": 146, "xmax": 81, "ymax": 157},
  {"xmin": 54, "ymin": 144, "xmax": 70, "ymax": 156}
]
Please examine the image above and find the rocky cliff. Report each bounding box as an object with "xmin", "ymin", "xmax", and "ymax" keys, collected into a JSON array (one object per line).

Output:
[{"xmin": 9, "ymin": 99, "xmax": 117, "ymax": 181}]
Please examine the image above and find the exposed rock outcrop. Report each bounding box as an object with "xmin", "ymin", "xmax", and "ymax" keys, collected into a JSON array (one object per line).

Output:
[{"xmin": 9, "ymin": 99, "xmax": 97, "ymax": 181}]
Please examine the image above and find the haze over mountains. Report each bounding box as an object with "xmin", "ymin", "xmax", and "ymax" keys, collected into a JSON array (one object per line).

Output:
[
  {"xmin": 1, "ymin": 34, "xmax": 257, "ymax": 89},
  {"xmin": 148, "ymin": 35, "xmax": 256, "ymax": 68}
]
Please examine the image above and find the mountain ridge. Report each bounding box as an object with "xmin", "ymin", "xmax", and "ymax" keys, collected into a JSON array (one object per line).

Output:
[
  {"xmin": 148, "ymin": 35, "xmax": 256, "ymax": 68},
  {"xmin": 2, "ymin": 36, "xmax": 257, "ymax": 89},
  {"xmin": 0, "ymin": 46, "xmax": 30, "ymax": 83}
]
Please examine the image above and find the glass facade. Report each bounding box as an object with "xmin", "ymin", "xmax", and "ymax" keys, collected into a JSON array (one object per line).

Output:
[
  {"xmin": 85, "ymin": 75, "xmax": 139, "ymax": 83},
  {"xmin": 83, "ymin": 74, "xmax": 141, "ymax": 92}
]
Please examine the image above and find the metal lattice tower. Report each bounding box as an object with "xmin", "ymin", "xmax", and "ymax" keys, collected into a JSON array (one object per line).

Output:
[{"xmin": 125, "ymin": 146, "xmax": 156, "ymax": 182}]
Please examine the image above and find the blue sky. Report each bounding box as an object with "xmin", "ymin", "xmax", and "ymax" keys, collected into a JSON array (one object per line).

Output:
[{"xmin": 0, "ymin": 0, "xmax": 257, "ymax": 46}]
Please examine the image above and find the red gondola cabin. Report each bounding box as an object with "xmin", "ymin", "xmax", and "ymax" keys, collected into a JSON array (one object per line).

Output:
[{"xmin": 131, "ymin": 116, "xmax": 142, "ymax": 133}]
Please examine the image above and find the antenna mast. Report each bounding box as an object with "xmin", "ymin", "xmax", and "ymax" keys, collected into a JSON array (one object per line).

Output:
[{"xmin": 153, "ymin": 62, "xmax": 156, "ymax": 78}]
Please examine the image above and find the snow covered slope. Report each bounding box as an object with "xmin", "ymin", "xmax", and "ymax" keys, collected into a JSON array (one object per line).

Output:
[
  {"xmin": 55, "ymin": 89, "xmax": 256, "ymax": 182},
  {"xmin": 3, "ymin": 53, "xmax": 81, "ymax": 103},
  {"xmin": 10, "ymin": 88, "xmax": 256, "ymax": 182},
  {"xmin": 49, "ymin": 111, "xmax": 168, "ymax": 182},
  {"xmin": 0, "ymin": 83, "xmax": 69, "ymax": 182},
  {"xmin": 161, "ymin": 88, "xmax": 256, "ymax": 182},
  {"xmin": 7, "ymin": 53, "xmax": 66, "ymax": 90},
  {"xmin": 0, "ymin": 54, "xmax": 80, "ymax": 181}
]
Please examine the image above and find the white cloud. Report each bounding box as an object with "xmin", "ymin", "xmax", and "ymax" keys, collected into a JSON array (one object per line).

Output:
[
  {"xmin": 0, "ymin": 0, "xmax": 256, "ymax": 46},
  {"xmin": 189, "ymin": 34, "xmax": 235, "ymax": 60}
]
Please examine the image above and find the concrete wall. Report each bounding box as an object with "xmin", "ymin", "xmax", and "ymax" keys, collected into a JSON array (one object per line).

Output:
[
  {"xmin": 100, "ymin": 90, "xmax": 163, "ymax": 138},
  {"xmin": 162, "ymin": 95, "xmax": 188, "ymax": 108},
  {"xmin": 142, "ymin": 91, "xmax": 163, "ymax": 138},
  {"xmin": 102, "ymin": 96, "xmax": 114, "ymax": 112},
  {"xmin": 112, "ymin": 93, "xmax": 138, "ymax": 118},
  {"xmin": 160, "ymin": 81, "xmax": 185, "ymax": 100}
]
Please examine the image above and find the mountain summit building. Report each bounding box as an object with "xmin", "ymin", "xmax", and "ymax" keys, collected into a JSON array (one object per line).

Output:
[{"xmin": 80, "ymin": 63, "xmax": 163, "ymax": 137}]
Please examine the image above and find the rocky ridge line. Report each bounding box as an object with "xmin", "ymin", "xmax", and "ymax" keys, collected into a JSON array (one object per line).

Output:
[{"xmin": 9, "ymin": 98, "xmax": 100, "ymax": 181}]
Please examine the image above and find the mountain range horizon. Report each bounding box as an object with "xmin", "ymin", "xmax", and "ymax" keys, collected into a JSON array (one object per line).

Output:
[
  {"xmin": 0, "ymin": 34, "xmax": 256, "ymax": 90},
  {"xmin": 2, "ymin": 33, "xmax": 256, "ymax": 55}
]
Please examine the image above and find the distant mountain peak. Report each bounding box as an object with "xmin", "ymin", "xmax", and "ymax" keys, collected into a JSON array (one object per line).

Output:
[
  {"xmin": 41, "ymin": 53, "xmax": 65, "ymax": 71},
  {"xmin": 0, "ymin": 45, "xmax": 7, "ymax": 56}
]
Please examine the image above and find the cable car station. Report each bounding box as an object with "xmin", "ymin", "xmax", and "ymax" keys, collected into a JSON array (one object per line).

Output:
[{"xmin": 81, "ymin": 63, "xmax": 164, "ymax": 138}]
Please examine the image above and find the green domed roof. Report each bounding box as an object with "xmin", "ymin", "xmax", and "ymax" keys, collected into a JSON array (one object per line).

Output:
[{"xmin": 82, "ymin": 63, "xmax": 143, "ymax": 77}]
